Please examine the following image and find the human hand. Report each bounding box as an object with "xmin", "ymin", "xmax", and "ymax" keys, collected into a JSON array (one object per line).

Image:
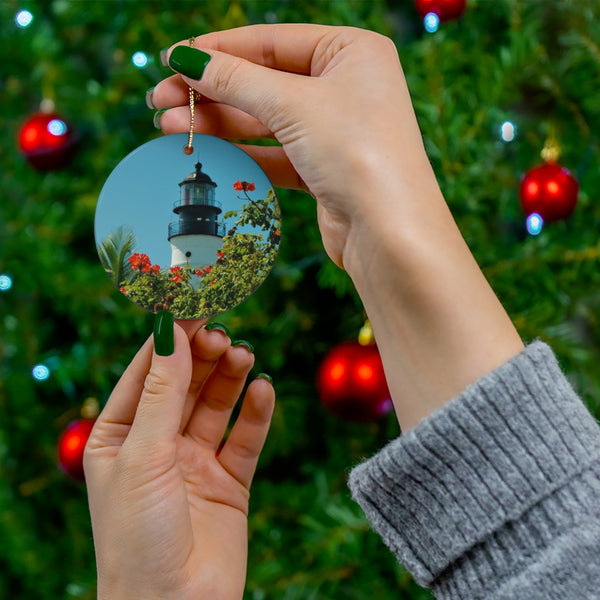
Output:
[
  {"xmin": 149, "ymin": 25, "xmax": 523, "ymax": 432},
  {"xmin": 149, "ymin": 24, "xmax": 436, "ymax": 273},
  {"xmin": 84, "ymin": 316, "xmax": 275, "ymax": 600}
]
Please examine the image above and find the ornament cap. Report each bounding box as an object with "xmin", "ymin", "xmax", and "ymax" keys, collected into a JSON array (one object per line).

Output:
[
  {"xmin": 541, "ymin": 128, "xmax": 561, "ymax": 163},
  {"xmin": 358, "ymin": 320, "xmax": 374, "ymax": 346},
  {"xmin": 81, "ymin": 397, "xmax": 100, "ymax": 419}
]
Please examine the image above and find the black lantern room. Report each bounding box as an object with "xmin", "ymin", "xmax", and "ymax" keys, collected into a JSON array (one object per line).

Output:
[{"xmin": 168, "ymin": 162, "xmax": 223, "ymax": 240}]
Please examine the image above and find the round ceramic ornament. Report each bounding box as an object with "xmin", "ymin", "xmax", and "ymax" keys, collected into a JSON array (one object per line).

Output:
[{"xmin": 95, "ymin": 133, "xmax": 281, "ymax": 319}]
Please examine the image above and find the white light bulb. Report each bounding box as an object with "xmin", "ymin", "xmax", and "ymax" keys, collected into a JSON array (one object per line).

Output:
[
  {"xmin": 15, "ymin": 10, "xmax": 33, "ymax": 28},
  {"xmin": 132, "ymin": 51, "xmax": 148, "ymax": 68}
]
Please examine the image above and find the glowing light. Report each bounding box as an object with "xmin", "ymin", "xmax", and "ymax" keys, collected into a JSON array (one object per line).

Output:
[
  {"xmin": 15, "ymin": 10, "xmax": 33, "ymax": 28},
  {"xmin": 500, "ymin": 121, "xmax": 516, "ymax": 142},
  {"xmin": 525, "ymin": 181, "xmax": 539, "ymax": 198},
  {"xmin": 32, "ymin": 364, "xmax": 50, "ymax": 381},
  {"xmin": 132, "ymin": 51, "xmax": 148, "ymax": 68},
  {"xmin": 329, "ymin": 362, "xmax": 345, "ymax": 381},
  {"xmin": 47, "ymin": 119, "xmax": 67, "ymax": 136},
  {"xmin": 356, "ymin": 364, "xmax": 374, "ymax": 382},
  {"xmin": 526, "ymin": 213, "xmax": 544, "ymax": 236},
  {"xmin": 65, "ymin": 433, "xmax": 84, "ymax": 452},
  {"xmin": 424, "ymin": 12, "xmax": 440, "ymax": 33},
  {"xmin": 546, "ymin": 180, "xmax": 560, "ymax": 195},
  {"xmin": 0, "ymin": 274, "xmax": 12, "ymax": 291}
]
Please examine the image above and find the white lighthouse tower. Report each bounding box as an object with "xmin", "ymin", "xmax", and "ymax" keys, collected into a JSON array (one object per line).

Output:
[{"xmin": 168, "ymin": 162, "xmax": 225, "ymax": 271}]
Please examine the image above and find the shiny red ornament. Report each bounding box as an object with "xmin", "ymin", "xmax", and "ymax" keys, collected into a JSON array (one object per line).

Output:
[
  {"xmin": 317, "ymin": 342, "xmax": 392, "ymax": 422},
  {"xmin": 57, "ymin": 419, "xmax": 95, "ymax": 480},
  {"xmin": 415, "ymin": 0, "xmax": 467, "ymax": 21},
  {"xmin": 520, "ymin": 162, "xmax": 578, "ymax": 223},
  {"xmin": 18, "ymin": 111, "xmax": 75, "ymax": 170}
]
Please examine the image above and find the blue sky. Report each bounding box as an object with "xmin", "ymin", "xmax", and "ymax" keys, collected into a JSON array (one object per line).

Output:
[{"xmin": 95, "ymin": 133, "xmax": 276, "ymax": 269}]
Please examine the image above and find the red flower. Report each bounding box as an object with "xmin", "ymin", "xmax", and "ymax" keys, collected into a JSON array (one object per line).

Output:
[
  {"xmin": 195, "ymin": 269, "xmax": 202, "ymax": 276},
  {"xmin": 128, "ymin": 253, "xmax": 151, "ymax": 273},
  {"xmin": 170, "ymin": 266, "xmax": 184, "ymax": 283},
  {"xmin": 233, "ymin": 180, "xmax": 255, "ymax": 192},
  {"xmin": 216, "ymin": 251, "xmax": 225, "ymax": 259},
  {"xmin": 205, "ymin": 265, "xmax": 212, "ymax": 274},
  {"xmin": 151, "ymin": 264, "xmax": 160, "ymax": 275},
  {"xmin": 119, "ymin": 286, "xmax": 127, "ymax": 294}
]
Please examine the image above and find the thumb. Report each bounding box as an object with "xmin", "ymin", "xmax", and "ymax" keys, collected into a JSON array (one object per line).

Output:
[
  {"xmin": 127, "ymin": 312, "xmax": 192, "ymax": 447},
  {"xmin": 167, "ymin": 45, "xmax": 302, "ymax": 133}
]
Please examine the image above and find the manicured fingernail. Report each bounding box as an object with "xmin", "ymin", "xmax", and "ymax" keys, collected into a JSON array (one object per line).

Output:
[
  {"xmin": 145, "ymin": 87, "xmax": 156, "ymax": 109},
  {"xmin": 168, "ymin": 46, "xmax": 211, "ymax": 80},
  {"xmin": 205, "ymin": 322, "xmax": 231, "ymax": 337},
  {"xmin": 159, "ymin": 47, "xmax": 170, "ymax": 67},
  {"xmin": 154, "ymin": 310, "xmax": 174, "ymax": 356},
  {"xmin": 256, "ymin": 373, "xmax": 273, "ymax": 385},
  {"xmin": 232, "ymin": 340, "xmax": 254, "ymax": 353},
  {"xmin": 153, "ymin": 109, "xmax": 167, "ymax": 129}
]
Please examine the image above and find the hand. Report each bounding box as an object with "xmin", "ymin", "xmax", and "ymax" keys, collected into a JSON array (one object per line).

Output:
[
  {"xmin": 150, "ymin": 24, "xmax": 523, "ymax": 431},
  {"xmin": 150, "ymin": 24, "xmax": 432, "ymax": 272},
  {"xmin": 84, "ymin": 321, "xmax": 275, "ymax": 600}
]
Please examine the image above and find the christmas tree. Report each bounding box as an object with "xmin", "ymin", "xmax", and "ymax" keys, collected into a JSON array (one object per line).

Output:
[{"xmin": 1, "ymin": 1, "xmax": 599, "ymax": 598}]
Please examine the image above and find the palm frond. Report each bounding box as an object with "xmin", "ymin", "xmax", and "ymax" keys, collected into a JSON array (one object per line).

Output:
[{"xmin": 97, "ymin": 226, "xmax": 137, "ymax": 286}]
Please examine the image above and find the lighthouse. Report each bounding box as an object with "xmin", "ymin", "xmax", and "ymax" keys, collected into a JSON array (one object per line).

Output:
[{"xmin": 168, "ymin": 162, "xmax": 225, "ymax": 271}]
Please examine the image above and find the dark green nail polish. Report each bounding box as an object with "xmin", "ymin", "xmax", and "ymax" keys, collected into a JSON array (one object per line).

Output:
[
  {"xmin": 145, "ymin": 87, "xmax": 156, "ymax": 110},
  {"xmin": 154, "ymin": 310, "xmax": 174, "ymax": 356},
  {"xmin": 256, "ymin": 373, "xmax": 273, "ymax": 385},
  {"xmin": 153, "ymin": 109, "xmax": 167, "ymax": 130},
  {"xmin": 232, "ymin": 340, "xmax": 254, "ymax": 353},
  {"xmin": 205, "ymin": 322, "xmax": 231, "ymax": 337},
  {"xmin": 168, "ymin": 46, "xmax": 211, "ymax": 80}
]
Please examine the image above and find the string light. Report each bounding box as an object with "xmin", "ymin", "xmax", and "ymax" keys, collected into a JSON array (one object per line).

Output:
[
  {"xmin": 500, "ymin": 121, "xmax": 516, "ymax": 142},
  {"xmin": 15, "ymin": 10, "xmax": 33, "ymax": 28},
  {"xmin": 0, "ymin": 274, "xmax": 12, "ymax": 291},
  {"xmin": 132, "ymin": 51, "xmax": 148, "ymax": 68},
  {"xmin": 526, "ymin": 213, "xmax": 544, "ymax": 236},
  {"xmin": 32, "ymin": 364, "xmax": 51, "ymax": 381},
  {"xmin": 424, "ymin": 13, "xmax": 440, "ymax": 33},
  {"xmin": 47, "ymin": 119, "xmax": 68, "ymax": 136}
]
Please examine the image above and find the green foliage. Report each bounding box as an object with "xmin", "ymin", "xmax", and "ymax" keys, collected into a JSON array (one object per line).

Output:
[
  {"xmin": 96, "ymin": 225, "xmax": 136, "ymax": 287},
  {"xmin": 112, "ymin": 187, "xmax": 281, "ymax": 318},
  {"xmin": 1, "ymin": 1, "xmax": 599, "ymax": 599}
]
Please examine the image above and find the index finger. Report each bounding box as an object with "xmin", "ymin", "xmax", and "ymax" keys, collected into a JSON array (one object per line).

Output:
[{"xmin": 171, "ymin": 23, "xmax": 336, "ymax": 76}]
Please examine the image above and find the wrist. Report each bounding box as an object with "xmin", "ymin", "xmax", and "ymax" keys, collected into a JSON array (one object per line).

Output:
[{"xmin": 341, "ymin": 174, "xmax": 524, "ymax": 431}]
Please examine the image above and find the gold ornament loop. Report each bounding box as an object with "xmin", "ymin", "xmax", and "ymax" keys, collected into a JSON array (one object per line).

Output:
[{"xmin": 183, "ymin": 37, "xmax": 201, "ymax": 156}]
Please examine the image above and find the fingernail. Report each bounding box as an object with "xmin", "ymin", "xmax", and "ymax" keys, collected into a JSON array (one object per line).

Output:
[
  {"xmin": 232, "ymin": 340, "xmax": 254, "ymax": 353},
  {"xmin": 154, "ymin": 310, "xmax": 174, "ymax": 356},
  {"xmin": 153, "ymin": 109, "xmax": 167, "ymax": 130},
  {"xmin": 159, "ymin": 47, "xmax": 170, "ymax": 67},
  {"xmin": 145, "ymin": 87, "xmax": 156, "ymax": 109},
  {"xmin": 205, "ymin": 322, "xmax": 231, "ymax": 337},
  {"xmin": 168, "ymin": 46, "xmax": 211, "ymax": 80},
  {"xmin": 256, "ymin": 373, "xmax": 273, "ymax": 385}
]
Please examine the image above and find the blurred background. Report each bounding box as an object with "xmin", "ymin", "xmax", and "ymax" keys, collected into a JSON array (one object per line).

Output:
[{"xmin": 1, "ymin": 0, "xmax": 599, "ymax": 598}]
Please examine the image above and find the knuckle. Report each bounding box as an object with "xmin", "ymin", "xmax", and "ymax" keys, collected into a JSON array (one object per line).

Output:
[
  {"xmin": 142, "ymin": 369, "xmax": 172, "ymax": 403},
  {"xmin": 213, "ymin": 56, "xmax": 246, "ymax": 96}
]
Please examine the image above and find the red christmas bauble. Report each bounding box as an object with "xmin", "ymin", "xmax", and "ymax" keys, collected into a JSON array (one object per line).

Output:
[
  {"xmin": 18, "ymin": 111, "xmax": 75, "ymax": 170},
  {"xmin": 57, "ymin": 419, "xmax": 95, "ymax": 480},
  {"xmin": 317, "ymin": 342, "xmax": 392, "ymax": 422},
  {"xmin": 415, "ymin": 0, "xmax": 467, "ymax": 21},
  {"xmin": 520, "ymin": 162, "xmax": 578, "ymax": 223}
]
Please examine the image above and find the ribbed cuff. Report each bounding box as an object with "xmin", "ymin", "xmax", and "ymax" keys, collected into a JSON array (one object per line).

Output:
[{"xmin": 348, "ymin": 342, "xmax": 600, "ymax": 594}]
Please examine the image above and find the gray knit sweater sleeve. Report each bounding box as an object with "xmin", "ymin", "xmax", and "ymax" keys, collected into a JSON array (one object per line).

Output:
[{"xmin": 347, "ymin": 341, "xmax": 600, "ymax": 599}]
